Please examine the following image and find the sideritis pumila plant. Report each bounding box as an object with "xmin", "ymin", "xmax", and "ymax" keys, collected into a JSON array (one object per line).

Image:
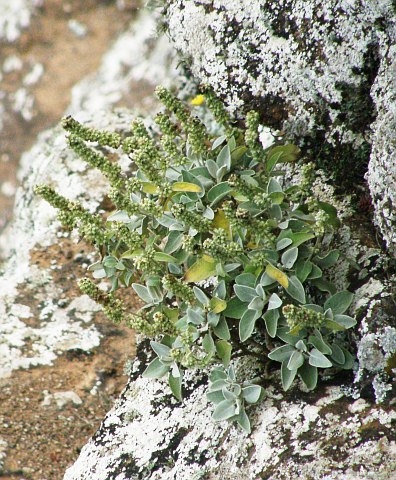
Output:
[{"xmin": 35, "ymin": 86, "xmax": 356, "ymax": 433}]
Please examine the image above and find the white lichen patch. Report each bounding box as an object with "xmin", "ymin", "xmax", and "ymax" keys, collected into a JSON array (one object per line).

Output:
[
  {"xmin": 0, "ymin": 0, "xmax": 42, "ymax": 43},
  {"xmin": 64, "ymin": 365, "xmax": 396, "ymax": 480},
  {"xmin": 165, "ymin": 0, "xmax": 396, "ymax": 251}
]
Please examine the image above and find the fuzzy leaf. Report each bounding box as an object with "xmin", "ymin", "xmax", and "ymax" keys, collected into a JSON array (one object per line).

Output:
[
  {"xmin": 172, "ymin": 181, "xmax": 203, "ymax": 193},
  {"xmin": 210, "ymin": 297, "xmax": 227, "ymax": 313},
  {"xmin": 281, "ymin": 247, "xmax": 298, "ymax": 269},
  {"xmin": 324, "ymin": 291, "xmax": 354, "ymax": 315},
  {"xmin": 281, "ymin": 361, "xmax": 297, "ymax": 391},
  {"xmin": 239, "ymin": 309, "xmax": 260, "ymax": 342},
  {"xmin": 309, "ymin": 348, "xmax": 333, "ymax": 368},
  {"xmin": 268, "ymin": 344, "xmax": 295, "ymax": 363},
  {"xmin": 212, "ymin": 399, "xmax": 236, "ymax": 421},
  {"xmin": 266, "ymin": 264, "xmax": 289, "ymax": 288},
  {"xmin": 207, "ymin": 182, "xmax": 231, "ymax": 205},
  {"xmin": 298, "ymin": 363, "xmax": 318, "ymax": 390},
  {"xmin": 234, "ymin": 285, "xmax": 258, "ymax": 303},
  {"xmin": 132, "ymin": 284, "xmax": 153, "ymax": 303},
  {"xmin": 216, "ymin": 340, "xmax": 232, "ymax": 367},
  {"xmin": 143, "ymin": 358, "xmax": 169, "ymax": 378},
  {"xmin": 153, "ymin": 252, "xmax": 178, "ymax": 263},
  {"xmin": 263, "ymin": 309, "xmax": 279, "ymax": 337},
  {"xmin": 287, "ymin": 350, "xmax": 305, "ymax": 371},
  {"xmin": 243, "ymin": 385, "xmax": 263, "ymax": 404},
  {"xmin": 168, "ymin": 372, "xmax": 182, "ymax": 401},
  {"xmin": 184, "ymin": 256, "xmax": 217, "ymax": 283},
  {"xmin": 224, "ymin": 297, "xmax": 246, "ymax": 319},
  {"xmin": 236, "ymin": 407, "xmax": 251, "ymax": 434},
  {"xmin": 286, "ymin": 276, "xmax": 306, "ymax": 304},
  {"xmin": 213, "ymin": 316, "xmax": 231, "ymax": 340}
]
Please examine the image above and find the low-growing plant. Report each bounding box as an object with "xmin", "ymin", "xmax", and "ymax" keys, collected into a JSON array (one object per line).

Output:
[{"xmin": 35, "ymin": 86, "xmax": 356, "ymax": 433}]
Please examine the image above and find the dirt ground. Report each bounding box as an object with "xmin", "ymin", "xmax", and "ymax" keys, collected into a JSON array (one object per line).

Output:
[
  {"xmin": 0, "ymin": 0, "xmax": 138, "ymax": 232},
  {"xmin": 0, "ymin": 2, "xmax": 142, "ymax": 479},
  {"xmin": 0, "ymin": 235, "xmax": 138, "ymax": 480}
]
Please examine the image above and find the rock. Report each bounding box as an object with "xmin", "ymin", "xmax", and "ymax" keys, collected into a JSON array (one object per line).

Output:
[
  {"xmin": 64, "ymin": 343, "xmax": 396, "ymax": 480},
  {"xmin": 163, "ymin": 0, "xmax": 396, "ymax": 251},
  {"xmin": 41, "ymin": 390, "xmax": 83, "ymax": 409}
]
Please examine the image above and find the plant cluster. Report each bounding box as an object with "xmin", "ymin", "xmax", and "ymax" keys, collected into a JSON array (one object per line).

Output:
[{"xmin": 35, "ymin": 87, "xmax": 356, "ymax": 433}]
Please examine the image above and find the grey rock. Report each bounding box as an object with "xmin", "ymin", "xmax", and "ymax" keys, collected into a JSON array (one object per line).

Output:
[{"xmin": 163, "ymin": 0, "xmax": 396, "ymax": 251}]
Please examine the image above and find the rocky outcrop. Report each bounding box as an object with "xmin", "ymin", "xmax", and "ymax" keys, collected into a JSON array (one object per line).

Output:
[{"xmin": 163, "ymin": 0, "xmax": 396, "ymax": 252}]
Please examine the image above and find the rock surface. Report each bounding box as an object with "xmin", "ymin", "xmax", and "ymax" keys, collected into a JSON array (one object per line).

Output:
[{"xmin": 163, "ymin": 0, "xmax": 396, "ymax": 251}]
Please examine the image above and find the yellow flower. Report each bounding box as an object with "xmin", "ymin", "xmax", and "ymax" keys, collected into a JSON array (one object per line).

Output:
[{"xmin": 190, "ymin": 94, "xmax": 205, "ymax": 106}]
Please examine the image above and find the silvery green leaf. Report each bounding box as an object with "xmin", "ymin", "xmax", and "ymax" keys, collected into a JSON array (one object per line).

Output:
[
  {"xmin": 268, "ymin": 344, "xmax": 295, "ymax": 363},
  {"xmin": 324, "ymin": 308, "xmax": 333, "ymax": 319},
  {"xmin": 295, "ymin": 259, "xmax": 313, "ymax": 283},
  {"xmin": 228, "ymin": 136, "xmax": 236, "ymax": 151},
  {"xmin": 193, "ymin": 286, "xmax": 210, "ymax": 306},
  {"xmin": 216, "ymin": 144, "xmax": 231, "ymax": 170},
  {"xmin": 209, "ymin": 367, "xmax": 228, "ymax": 382},
  {"xmin": 269, "ymin": 204, "xmax": 282, "ymax": 221},
  {"xmin": 281, "ymin": 247, "xmax": 299, "ymax": 269},
  {"xmin": 267, "ymin": 178, "xmax": 283, "ymax": 194},
  {"xmin": 234, "ymin": 285, "xmax": 257, "ymax": 303},
  {"xmin": 150, "ymin": 341, "xmax": 171, "ymax": 360},
  {"xmin": 212, "ymin": 399, "xmax": 236, "ymax": 421},
  {"xmin": 208, "ymin": 311, "xmax": 220, "ymax": 327},
  {"xmin": 164, "ymin": 231, "xmax": 183, "ymax": 254},
  {"xmin": 224, "ymin": 297, "xmax": 246, "ymax": 319},
  {"xmin": 235, "ymin": 273, "xmax": 257, "ymax": 287},
  {"xmin": 236, "ymin": 407, "xmax": 251, "ymax": 434},
  {"xmin": 132, "ymin": 283, "xmax": 153, "ymax": 303},
  {"xmin": 207, "ymin": 182, "xmax": 232, "ymax": 205},
  {"xmin": 259, "ymin": 272, "xmax": 276, "ymax": 286},
  {"xmin": 255, "ymin": 284, "xmax": 265, "ymax": 299},
  {"xmin": 224, "ymin": 263, "xmax": 241, "ymax": 272},
  {"xmin": 222, "ymin": 387, "xmax": 237, "ymax": 401},
  {"xmin": 227, "ymin": 365, "xmax": 236, "ymax": 382},
  {"xmin": 333, "ymin": 314, "xmax": 356, "ymax": 329},
  {"xmin": 287, "ymin": 350, "xmax": 305, "ymax": 371},
  {"xmin": 216, "ymin": 164, "xmax": 228, "ymax": 182},
  {"xmin": 295, "ymin": 339, "xmax": 307, "ymax": 352},
  {"xmin": 169, "ymin": 372, "xmax": 182, "ymax": 401},
  {"xmin": 304, "ymin": 304, "xmax": 323, "ymax": 313},
  {"xmin": 212, "ymin": 135, "xmax": 227, "ymax": 150},
  {"xmin": 263, "ymin": 308, "xmax": 279, "ymax": 338},
  {"xmin": 214, "ymin": 280, "xmax": 226, "ymax": 299},
  {"xmin": 107, "ymin": 210, "xmax": 131, "ymax": 222},
  {"xmin": 315, "ymin": 250, "xmax": 340, "ymax": 269},
  {"xmin": 215, "ymin": 340, "xmax": 232, "ymax": 367},
  {"xmin": 286, "ymin": 276, "xmax": 306, "ymax": 304},
  {"xmin": 309, "ymin": 348, "xmax": 333, "ymax": 368},
  {"xmin": 330, "ymin": 343, "xmax": 345, "ymax": 364},
  {"xmin": 308, "ymin": 332, "xmax": 332, "ymax": 355},
  {"xmin": 298, "ymin": 363, "xmax": 318, "ymax": 390},
  {"xmin": 213, "ymin": 316, "xmax": 231, "ymax": 340},
  {"xmin": 239, "ymin": 309, "xmax": 260, "ymax": 342},
  {"xmin": 187, "ymin": 308, "xmax": 205, "ymax": 325},
  {"xmin": 281, "ymin": 361, "xmax": 297, "ymax": 391},
  {"xmin": 339, "ymin": 347, "xmax": 355, "ymax": 369},
  {"xmin": 248, "ymin": 296, "xmax": 264, "ymax": 311},
  {"xmin": 202, "ymin": 333, "xmax": 216, "ymax": 354},
  {"xmin": 207, "ymin": 390, "xmax": 226, "ymax": 403},
  {"xmin": 206, "ymin": 159, "xmax": 219, "ymax": 178},
  {"xmin": 203, "ymin": 206, "xmax": 215, "ymax": 219},
  {"xmin": 147, "ymin": 285, "xmax": 163, "ymax": 303},
  {"xmin": 242, "ymin": 385, "xmax": 263, "ymax": 404},
  {"xmin": 143, "ymin": 358, "xmax": 169, "ymax": 378},
  {"xmin": 307, "ymin": 264, "xmax": 323, "ymax": 280},
  {"xmin": 209, "ymin": 379, "xmax": 228, "ymax": 391},
  {"xmin": 268, "ymin": 293, "xmax": 282, "ymax": 310},
  {"xmin": 92, "ymin": 268, "xmax": 106, "ymax": 279}
]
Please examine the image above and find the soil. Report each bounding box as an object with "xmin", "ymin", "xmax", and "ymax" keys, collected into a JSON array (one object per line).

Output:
[
  {"xmin": 0, "ymin": 234, "xmax": 138, "ymax": 480},
  {"xmin": 0, "ymin": 0, "xmax": 138, "ymax": 232},
  {"xmin": 0, "ymin": 2, "xmax": 145, "ymax": 478}
]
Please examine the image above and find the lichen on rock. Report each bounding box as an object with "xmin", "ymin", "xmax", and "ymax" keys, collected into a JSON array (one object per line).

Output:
[{"xmin": 163, "ymin": 0, "xmax": 396, "ymax": 250}]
